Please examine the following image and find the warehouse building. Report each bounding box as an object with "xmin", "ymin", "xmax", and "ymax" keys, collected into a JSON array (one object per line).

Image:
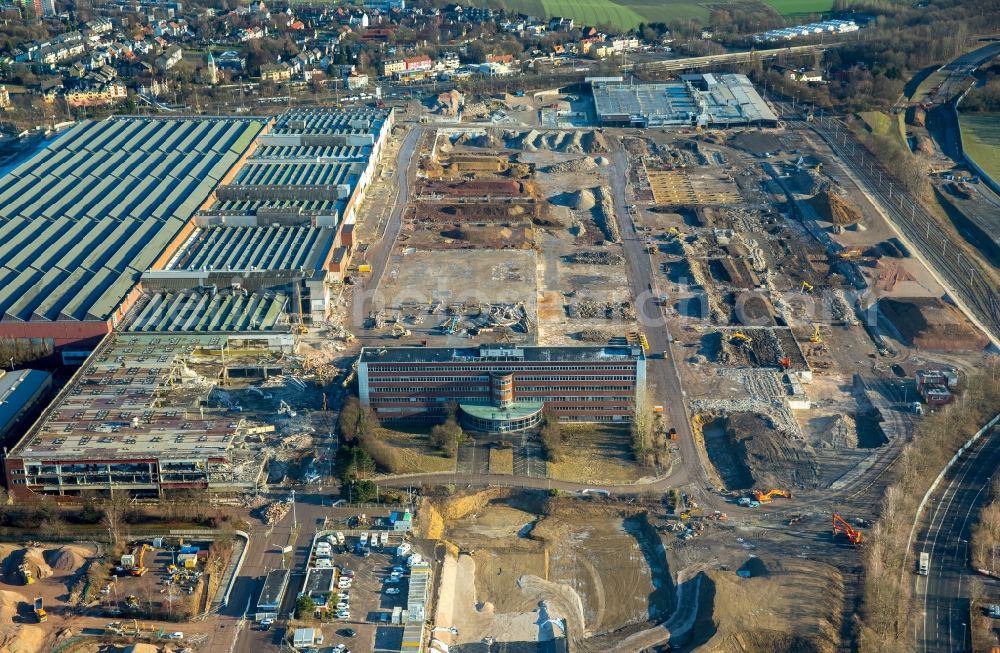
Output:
[
  {"xmin": 592, "ymin": 73, "xmax": 778, "ymax": 128},
  {"xmin": 147, "ymin": 107, "xmax": 394, "ymax": 322},
  {"xmin": 0, "ymin": 117, "xmax": 266, "ymax": 349},
  {"xmin": 2, "ymin": 331, "xmax": 294, "ymax": 499},
  {"xmin": 358, "ymin": 345, "xmax": 646, "ymax": 432},
  {"xmin": 0, "ymin": 369, "xmax": 53, "ymax": 441}
]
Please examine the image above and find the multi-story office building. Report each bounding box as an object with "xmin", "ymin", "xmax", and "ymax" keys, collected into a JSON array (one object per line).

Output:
[{"xmin": 358, "ymin": 345, "xmax": 646, "ymax": 432}]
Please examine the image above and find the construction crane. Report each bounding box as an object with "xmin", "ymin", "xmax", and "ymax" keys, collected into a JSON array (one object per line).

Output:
[
  {"xmin": 731, "ymin": 332, "xmax": 753, "ymax": 346},
  {"xmin": 809, "ymin": 324, "xmax": 822, "ymax": 344},
  {"xmin": 832, "ymin": 513, "xmax": 863, "ymax": 545},
  {"xmin": 752, "ymin": 489, "xmax": 792, "ymax": 503}
]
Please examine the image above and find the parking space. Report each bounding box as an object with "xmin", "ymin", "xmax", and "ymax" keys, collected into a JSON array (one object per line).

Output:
[{"xmin": 302, "ymin": 531, "xmax": 414, "ymax": 653}]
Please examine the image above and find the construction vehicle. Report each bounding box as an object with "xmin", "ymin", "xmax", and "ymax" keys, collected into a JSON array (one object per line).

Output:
[
  {"xmin": 832, "ymin": 513, "xmax": 863, "ymax": 545},
  {"xmin": 752, "ymin": 489, "xmax": 792, "ymax": 503},
  {"xmin": 801, "ymin": 281, "xmax": 814, "ymax": 293},
  {"xmin": 18, "ymin": 564, "xmax": 34, "ymax": 585},
  {"xmin": 668, "ymin": 427, "xmax": 678, "ymax": 440},
  {"xmin": 809, "ymin": 324, "xmax": 822, "ymax": 344},
  {"xmin": 278, "ymin": 400, "xmax": 297, "ymax": 418},
  {"xmin": 779, "ymin": 356, "xmax": 792, "ymax": 369},
  {"xmin": 731, "ymin": 332, "xmax": 753, "ymax": 346},
  {"xmin": 130, "ymin": 544, "xmax": 151, "ymax": 577},
  {"xmin": 838, "ymin": 248, "xmax": 863, "ymax": 260},
  {"xmin": 391, "ymin": 323, "xmax": 411, "ymax": 338},
  {"xmin": 33, "ymin": 597, "xmax": 46, "ymax": 623}
]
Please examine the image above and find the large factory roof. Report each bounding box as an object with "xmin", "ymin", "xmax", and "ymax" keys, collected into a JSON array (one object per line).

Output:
[
  {"xmin": 272, "ymin": 107, "xmax": 391, "ymax": 135},
  {"xmin": 125, "ymin": 290, "xmax": 289, "ymax": 332},
  {"xmin": 13, "ymin": 333, "xmax": 244, "ymax": 461},
  {"xmin": 0, "ymin": 117, "xmax": 264, "ymax": 323},
  {"xmin": 250, "ymin": 145, "xmax": 370, "ymax": 161},
  {"xmin": 592, "ymin": 74, "xmax": 777, "ymax": 127},
  {"xmin": 361, "ymin": 345, "xmax": 646, "ymax": 365},
  {"xmin": 166, "ymin": 226, "xmax": 336, "ymax": 273},
  {"xmin": 201, "ymin": 199, "xmax": 341, "ymax": 216},
  {"xmin": 232, "ymin": 161, "xmax": 360, "ymax": 187}
]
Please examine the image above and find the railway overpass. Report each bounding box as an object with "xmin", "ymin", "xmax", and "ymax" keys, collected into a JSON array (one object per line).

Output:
[{"xmin": 625, "ymin": 43, "xmax": 836, "ymax": 74}]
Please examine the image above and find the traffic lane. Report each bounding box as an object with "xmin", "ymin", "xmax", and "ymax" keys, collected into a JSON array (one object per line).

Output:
[{"xmin": 918, "ymin": 429, "xmax": 1000, "ymax": 653}]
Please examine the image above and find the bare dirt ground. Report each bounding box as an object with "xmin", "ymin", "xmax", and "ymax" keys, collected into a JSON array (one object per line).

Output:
[
  {"xmin": 432, "ymin": 496, "xmax": 673, "ymax": 650},
  {"xmin": 690, "ymin": 558, "xmax": 843, "ymax": 653},
  {"xmin": 0, "ymin": 543, "xmax": 96, "ymax": 653}
]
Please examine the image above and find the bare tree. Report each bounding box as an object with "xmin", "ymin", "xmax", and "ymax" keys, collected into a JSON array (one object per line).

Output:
[{"xmin": 101, "ymin": 489, "xmax": 130, "ymax": 551}]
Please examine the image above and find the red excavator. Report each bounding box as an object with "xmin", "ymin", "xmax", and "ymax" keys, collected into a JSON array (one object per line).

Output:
[{"xmin": 832, "ymin": 513, "xmax": 863, "ymax": 545}]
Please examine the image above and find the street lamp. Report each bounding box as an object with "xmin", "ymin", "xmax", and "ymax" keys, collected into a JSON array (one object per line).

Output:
[{"xmin": 290, "ymin": 489, "xmax": 297, "ymax": 529}]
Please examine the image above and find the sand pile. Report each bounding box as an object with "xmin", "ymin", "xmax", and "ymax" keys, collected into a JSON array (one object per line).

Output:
[
  {"xmin": 807, "ymin": 191, "xmax": 863, "ymax": 226},
  {"xmin": 583, "ymin": 130, "xmax": 610, "ymax": 153},
  {"xmin": 563, "ymin": 131, "xmax": 584, "ymax": 154},
  {"xmin": 541, "ymin": 157, "xmax": 597, "ymax": 174},
  {"xmin": 0, "ymin": 547, "xmax": 52, "ymax": 584},
  {"xmin": 594, "ymin": 156, "xmax": 610, "ymax": 166},
  {"xmin": 433, "ymin": 89, "xmax": 464, "ymax": 116},
  {"xmin": 44, "ymin": 545, "xmax": 90, "ymax": 572},
  {"xmin": 570, "ymin": 189, "xmax": 595, "ymax": 211}
]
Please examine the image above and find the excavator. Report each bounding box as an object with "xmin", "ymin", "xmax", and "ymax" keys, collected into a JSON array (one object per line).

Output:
[
  {"xmin": 809, "ymin": 324, "xmax": 822, "ymax": 344},
  {"xmin": 391, "ymin": 322, "xmax": 411, "ymax": 338},
  {"xmin": 832, "ymin": 513, "xmax": 863, "ymax": 545},
  {"xmin": 752, "ymin": 489, "xmax": 792, "ymax": 503},
  {"xmin": 130, "ymin": 544, "xmax": 151, "ymax": 577},
  {"xmin": 801, "ymin": 281, "xmax": 814, "ymax": 293},
  {"xmin": 731, "ymin": 332, "xmax": 753, "ymax": 346}
]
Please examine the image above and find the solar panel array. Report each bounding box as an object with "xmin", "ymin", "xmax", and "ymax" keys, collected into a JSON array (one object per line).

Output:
[{"xmin": 0, "ymin": 117, "xmax": 264, "ymax": 323}]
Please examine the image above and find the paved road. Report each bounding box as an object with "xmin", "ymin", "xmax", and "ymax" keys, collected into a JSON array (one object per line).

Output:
[
  {"xmin": 915, "ymin": 427, "xmax": 1000, "ymax": 653},
  {"xmin": 356, "ymin": 125, "xmax": 424, "ymax": 325},
  {"xmin": 607, "ymin": 137, "xmax": 705, "ymax": 491}
]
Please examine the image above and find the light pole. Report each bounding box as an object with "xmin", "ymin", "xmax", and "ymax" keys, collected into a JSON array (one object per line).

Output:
[{"xmin": 290, "ymin": 489, "xmax": 297, "ymax": 529}]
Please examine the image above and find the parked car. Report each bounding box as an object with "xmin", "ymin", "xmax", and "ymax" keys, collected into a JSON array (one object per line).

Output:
[
  {"xmin": 385, "ymin": 587, "xmax": 401, "ymax": 595},
  {"xmin": 168, "ymin": 632, "xmax": 184, "ymax": 640}
]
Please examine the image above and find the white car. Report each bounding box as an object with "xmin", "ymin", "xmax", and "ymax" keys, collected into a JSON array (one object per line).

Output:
[
  {"xmin": 385, "ymin": 587, "xmax": 400, "ymax": 595},
  {"xmin": 168, "ymin": 632, "xmax": 184, "ymax": 640},
  {"xmin": 338, "ymin": 580, "xmax": 352, "ymax": 589}
]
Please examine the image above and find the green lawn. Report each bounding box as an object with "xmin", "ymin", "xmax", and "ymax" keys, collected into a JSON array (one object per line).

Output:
[
  {"xmin": 478, "ymin": 0, "xmax": 829, "ymax": 30},
  {"xmin": 764, "ymin": 0, "xmax": 832, "ymax": 15},
  {"xmin": 959, "ymin": 112, "xmax": 1000, "ymax": 186},
  {"xmin": 541, "ymin": 0, "xmax": 646, "ymax": 30}
]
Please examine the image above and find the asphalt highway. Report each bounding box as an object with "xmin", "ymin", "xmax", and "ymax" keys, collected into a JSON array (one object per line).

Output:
[{"xmin": 915, "ymin": 427, "xmax": 1000, "ymax": 653}]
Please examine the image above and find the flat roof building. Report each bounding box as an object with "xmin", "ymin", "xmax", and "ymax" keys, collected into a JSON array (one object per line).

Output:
[
  {"xmin": 358, "ymin": 345, "xmax": 646, "ymax": 432},
  {"xmin": 3, "ymin": 332, "xmax": 294, "ymax": 499},
  {"xmin": 0, "ymin": 117, "xmax": 265, "ymax": 349},
  {"xmin": 256, "ymin": 568, "xmax": 290, "ymax": 616},
  {"xmin": 592, "ymin": 74, "xmax": 778, "ymax": 128}
]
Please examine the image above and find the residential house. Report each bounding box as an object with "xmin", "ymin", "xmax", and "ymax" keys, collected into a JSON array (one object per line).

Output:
[
  {"xmin": 346, "ymin": 72, "xmax": 368, "ymax": 89},
  {"xmin": 65, "ymin": 81, "xmax": 127, "ymax": 106},
  {"xmin": 156, "ymin": 45, "xmax": 182, "ymax": 71},
  {"xmin": 404, "ymin": 55, "xmax": 432, "ymax": 71},
  {"xmin": 380, "ymin": 57, "xmax": 405, "ymax": 76},
  {"xmin": 260, "ymin": 62, "xmax": 292, "ymax": 81}
]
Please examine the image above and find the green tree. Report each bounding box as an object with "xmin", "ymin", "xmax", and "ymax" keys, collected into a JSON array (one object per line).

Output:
[{"xmin": 295, "ymin": 594, "xmax": 316, "ymax": 619}]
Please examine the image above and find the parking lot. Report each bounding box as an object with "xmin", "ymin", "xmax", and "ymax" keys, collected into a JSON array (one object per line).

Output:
[{"xmin": 290, "ymin": 529, "xmax": 417, "ymax": 653}]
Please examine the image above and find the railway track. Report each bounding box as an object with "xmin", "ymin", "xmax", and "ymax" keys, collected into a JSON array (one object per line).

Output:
[{"xmin": 797, "ymin": 109, "xmax": 1000, "ymax": 345}]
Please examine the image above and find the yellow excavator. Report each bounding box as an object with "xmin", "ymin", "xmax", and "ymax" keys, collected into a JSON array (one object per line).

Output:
[
  {"xmin": 752, "ymin": 489, "xmax": 792, "ymax": 503},
  {"xmin": 801, "ymin": 281, "xmax": 814, "ymax": 293},
  {"xmin": 809, "ymin": 324, "xmax": 822, "ymax": 344},
  {"xmin": 731, "ymin": 332, "xmax": 753, "ymax": 346}
]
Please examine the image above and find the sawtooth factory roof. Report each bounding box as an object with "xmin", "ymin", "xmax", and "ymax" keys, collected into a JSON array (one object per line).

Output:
[
  {"xmin": 166, "ymin": 226, "xmax": 336, "ymax": 273},
  {"xmin": 125, "ymin": 289, "xmax": 289, "ymax": 332},
  {"xmin": 0, "ymin": 117, "xmax": 264, "ymax": 324}
]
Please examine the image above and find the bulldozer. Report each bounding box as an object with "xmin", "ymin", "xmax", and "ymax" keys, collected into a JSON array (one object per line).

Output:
[{"xmin": 752, "ymin": 489, "xmax": 792, "ymax": 503}]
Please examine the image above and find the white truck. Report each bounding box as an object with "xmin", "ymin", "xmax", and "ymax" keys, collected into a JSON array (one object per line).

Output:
[
  {"xmin": 379, "ymin": 531, "xmax": 389, "ymax": 548},
  {"xmin": 360, "ymin": 532, "xmax": 369, "ymax": 547},
  {"xmin": 918, "ymin": 552, "xmax": 930, "ymax": 576}
]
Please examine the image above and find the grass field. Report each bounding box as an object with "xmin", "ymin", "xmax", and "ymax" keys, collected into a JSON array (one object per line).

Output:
[
  {"xmin": 959, "ymin": 112, "xmax": 1000, "ymax": 186},
  {"xmin": 857, "ymin": 110, "xmax": 909, "ymax": 151},
  {"xmin": 376, "ymin": 425, "xmax": 457, "ymax": 473},
  {"xmin": 478, "ymin": 0, "xmax": 829, "ymax": 28},
  {"xmin": 547, "ymin": 424, "xmax": 642, "ymax": 484},
  {"xmin": 764, "ymin": 0, "xmax": 832, "ymax": 15}
]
